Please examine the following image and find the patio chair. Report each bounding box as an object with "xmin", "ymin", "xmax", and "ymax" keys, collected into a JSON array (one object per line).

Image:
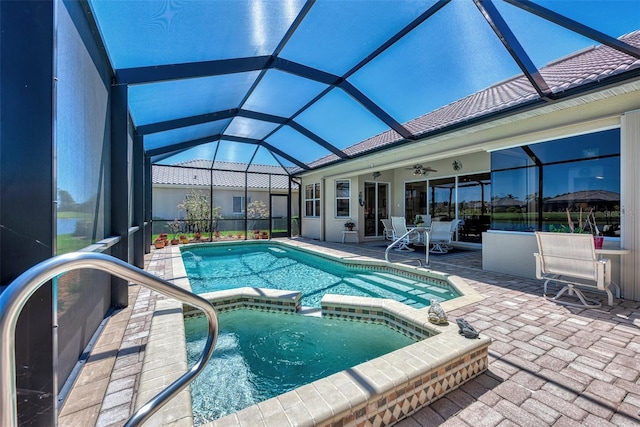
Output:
[
  {"xmin": 390, "ymin": 216, "xmax": 421, "ymax": 251},
  {"xmin": 429, "ymin": 220, "xmax": 460, "ymax": 253},
  {"xmin": 415, "ymin": 214, "xmax": 432, "ymax": 229},
  {"xmin": 534, "ymin": 231, "xmax": 617, "ymax": 308},
  {"xmin": 380, "ymin": 218, "xmax": 394, "ymax": 241}
]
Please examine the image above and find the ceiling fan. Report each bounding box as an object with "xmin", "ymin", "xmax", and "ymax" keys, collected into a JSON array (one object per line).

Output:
[{"xmin": 407, "ymin": 164, "xmax": 437, "ymax": 176}]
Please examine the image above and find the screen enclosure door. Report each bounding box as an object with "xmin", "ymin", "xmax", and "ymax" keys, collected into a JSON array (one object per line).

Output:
[{"xmin": 270, "ymin": 194, "xmax": 289, "ymax": 238}]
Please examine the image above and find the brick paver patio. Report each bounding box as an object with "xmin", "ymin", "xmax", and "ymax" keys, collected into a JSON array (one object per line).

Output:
[{"xmin": 60, "ymin": 238, "xmax": 640, "ymax": 426}]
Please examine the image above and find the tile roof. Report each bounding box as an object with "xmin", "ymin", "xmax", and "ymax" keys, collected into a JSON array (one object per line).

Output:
[
  {"xmin": 306, "ymin": 31, "xmax": 640, "ymax": 170},
  {"xmin": 173, "ymin": 159, "xmax": 295, "ymax": 175},
  {"xmin": 152, "ymin": 162, "xmax": 293, "ymax": 190}
]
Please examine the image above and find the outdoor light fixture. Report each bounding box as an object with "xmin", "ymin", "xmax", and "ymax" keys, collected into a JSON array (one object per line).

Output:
[
  {"xmin": 372, "ymin": 171, "xmax": 381, "ymax": 179},
  {"xmin": 359, "ymin": 191, "xmax": 365, "ymax": 207}
]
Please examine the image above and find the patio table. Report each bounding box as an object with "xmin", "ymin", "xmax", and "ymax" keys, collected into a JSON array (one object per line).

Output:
[
  {"xmin": 595, "ymin": 247, "xmax": 630, "ymax": 298},
  {"xmin": 407, "ymin": 226, "xmax": 430, "ymax": 246}
]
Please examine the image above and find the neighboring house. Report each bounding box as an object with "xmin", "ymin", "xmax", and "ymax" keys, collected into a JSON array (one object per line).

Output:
[{"xmin": 152, "ymin": 160, "xmax": 299, "ymax": 231}]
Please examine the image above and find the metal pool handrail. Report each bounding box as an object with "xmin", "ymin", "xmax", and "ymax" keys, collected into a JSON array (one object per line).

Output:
[
  {"xmin": 0, "ymin": 252, "xmax": 219, "ymax": 427},
  {"xmin": 385, "ymin": 229, "xmax": 430, "ymax": 267}
]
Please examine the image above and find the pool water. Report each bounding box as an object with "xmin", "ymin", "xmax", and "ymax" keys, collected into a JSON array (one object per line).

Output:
[
  {"xmin": 185, "ymin": 309, "xmax": 417, "ymax": 424},
  {"xmin": 182, "ymin": 244, "xmax": 458, "ymax": 308}
]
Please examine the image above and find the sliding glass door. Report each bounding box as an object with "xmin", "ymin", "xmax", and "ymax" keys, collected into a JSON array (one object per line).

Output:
[
  {"xmin": 457, "ymin": 173, "xmax": 491, "ymax": 243},
  {"xmin": 364, "ymin": 182, "xmax": 388, "ymax": 238},
  {"xmin": 405, "ymin": 173, "xmax": 491, "ymax": 243},
  {"xmin": 404, "ymin": 181, "xmax": 427, "ymax": 224}
]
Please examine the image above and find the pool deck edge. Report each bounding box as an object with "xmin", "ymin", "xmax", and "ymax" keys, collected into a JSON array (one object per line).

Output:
[{"xmin": 139, "ymin": 242, "xmax": 491, "ymax": 427}]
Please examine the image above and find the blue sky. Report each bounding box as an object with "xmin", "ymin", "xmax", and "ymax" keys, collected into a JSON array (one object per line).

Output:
[
  {"xmin": 55, "ymin": 1, "xmax": 639, "ymax": 205},
  {"xmin": 134, "ymin": 0, "xmax": 639, "ymax": 167}
]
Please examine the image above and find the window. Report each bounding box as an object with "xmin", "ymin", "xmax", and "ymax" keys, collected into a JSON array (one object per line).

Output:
[
  {"xmin": 404, "ymin": 181, "xmax": 426, "ymax": 224},
  {"xmin": 457, "ymin": 173, "xmax": 491, "ymax": 243},
  {"xmin": 491, "ymin": 129, "xmax": 620, "ymax": 235},
  {"xmin": 335, "ymin": 180, "xmax": 350, "ymax": 218},
  {"xmin": 429, "ymin": 177, "xmax": 456, "ymax": 221},
  {"xmin": 233, "ymin": 196, "xmax": 250, "ymax": 214},
  {"xmin": 305, "ymin": 183, "xmax": 320, "ymax": 217}
]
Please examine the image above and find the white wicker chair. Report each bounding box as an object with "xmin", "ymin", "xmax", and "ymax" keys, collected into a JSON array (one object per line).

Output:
[
  {"xmin": 534, "ymin": 231, "xmax": 618, "ymax": 308},
  {"xmin": 429, "ymin": 220, "xmax": 460, "ymax": 253}
]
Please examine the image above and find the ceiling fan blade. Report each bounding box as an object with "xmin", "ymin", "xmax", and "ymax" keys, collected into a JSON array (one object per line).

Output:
[{"xmin": 404, "ymin": 164, "xmax": 437, "ymax": 173}]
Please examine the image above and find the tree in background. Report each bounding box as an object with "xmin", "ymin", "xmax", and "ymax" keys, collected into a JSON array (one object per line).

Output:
[
  {"xmin": 178, "ymin": 189, "xmax": 222, "ymax": 234},
  {"xmin": 247, "ymin": 200, "xmax": 269, "ymax": 231},
  {"xmin": 57, "ymin": 190, "xmax": 78, "ymax": 212}
]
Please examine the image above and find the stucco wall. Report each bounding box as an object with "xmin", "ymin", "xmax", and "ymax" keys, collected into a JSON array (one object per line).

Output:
[
  {"xmin": 300, "ymin": 152, "xmax": 491, "ymax": 243},
  {"xmin": 152, "ymin": 186, "xmax": 295, "ymax": 220}
]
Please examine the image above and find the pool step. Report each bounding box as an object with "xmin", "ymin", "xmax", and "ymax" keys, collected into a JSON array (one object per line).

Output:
[
  {"xmin": 356, "ymin": 273, "xmax": 415, "ymax": 293},
  {"xmin": 297, "ymin": 307, "xmax": 322, "ymax": 317},
  {"xmin": 355, "ymin": 272, "xmax": 456, "ymax": 304},
  {"xmin": 267, "ymin": 247, "xmax": 287, "ymax": 254},
  {"xmin": 343, "ymin": 277, "xmax": 423, "ymax": 308},
  {"xmin": 371, "ymin": 272, "xmax": 455, "ymax": 296}
]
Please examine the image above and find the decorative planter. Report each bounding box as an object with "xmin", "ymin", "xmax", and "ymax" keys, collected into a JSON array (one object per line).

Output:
[
  {"xmin": 154, "ymin": 240, "xmax": 165, "ymax": 249},
  {"xmin": 594, "ymin": 236, "xmax": 604, "ymax": 249},
  {"xmin": 171, "ymin": 239, "xmax": 180, "ymax": 245}
]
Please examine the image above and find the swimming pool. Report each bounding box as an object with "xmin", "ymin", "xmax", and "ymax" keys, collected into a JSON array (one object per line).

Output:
[
  {"xmin": 181, "ymin": 243, "xmax": 459, "ymax": 308},
  {"xmin": 135, "ymin": 241, "xmax": 488, "ymax": 426},
  {"xmin": 185, "ymin": 309, "xmax": 417, "ymax": 425}
]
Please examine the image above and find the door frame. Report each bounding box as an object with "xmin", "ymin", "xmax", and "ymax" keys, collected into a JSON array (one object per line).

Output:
[
  {"xmin": 364, "ymin": 181, "xmax": 390, "ymax": 238},
  {"xmin": 270, "ymin": 193, "xmax": 289, "ymax": 238}
]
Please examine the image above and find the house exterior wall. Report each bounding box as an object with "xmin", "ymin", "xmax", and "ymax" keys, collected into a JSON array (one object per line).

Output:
[
  {"xmin": 390, "ymin": 152, "xmax": 491, "ymax": 219},
  {"xmin": 152, "ymin": 185, "xmax": 272, "ymax": 220},
  {"xmin": 152, "ymin": 185, "xmax": 299, "ymax": 234},
  {"xmin": 300, "ymin": 152, "xmax": 492, "ymax": 243},
  {"xmin": 298, "ymin": 83, "xmax": 640, "ymax": 299}
]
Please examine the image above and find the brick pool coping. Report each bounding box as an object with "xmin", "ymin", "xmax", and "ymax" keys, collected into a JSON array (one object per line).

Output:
[{"xmin": 135, "ymin": 241, "xmax": 490, "ymax": 426}]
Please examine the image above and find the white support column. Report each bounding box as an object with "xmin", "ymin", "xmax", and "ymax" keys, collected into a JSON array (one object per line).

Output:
[{"xmin": 620, "ymin": 109, "xmax": 640, "ymax": 300}]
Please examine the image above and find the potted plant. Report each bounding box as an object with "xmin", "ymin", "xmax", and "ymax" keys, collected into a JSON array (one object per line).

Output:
[
  {"xmin": 261, "ymin": 231, "xmax": 269, "ymax": 239},
  {"xmin": 168, "ymin": 219, "xmax": 181, "ymax": 245},
  {"xmin": 153, "ymin": 237, "xmax": 165, "ymax": 249},
  {"xmin": 344, "ymin": 221, "xmax": 355, "ymax": 231},
  {"xmin": 549, "ymin": 208, "xmax": 603, "ymax": 248},
  {"xmin": 585, "ymin": 209, "xmax": 603, "ymax": 249},
  {"xmin": 179, "ymin": 234, "xmax": 188, "ymax": 244},
  {"xmin": 415, "ymin": 215, "xmax": 424, "ymax": 226}
]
